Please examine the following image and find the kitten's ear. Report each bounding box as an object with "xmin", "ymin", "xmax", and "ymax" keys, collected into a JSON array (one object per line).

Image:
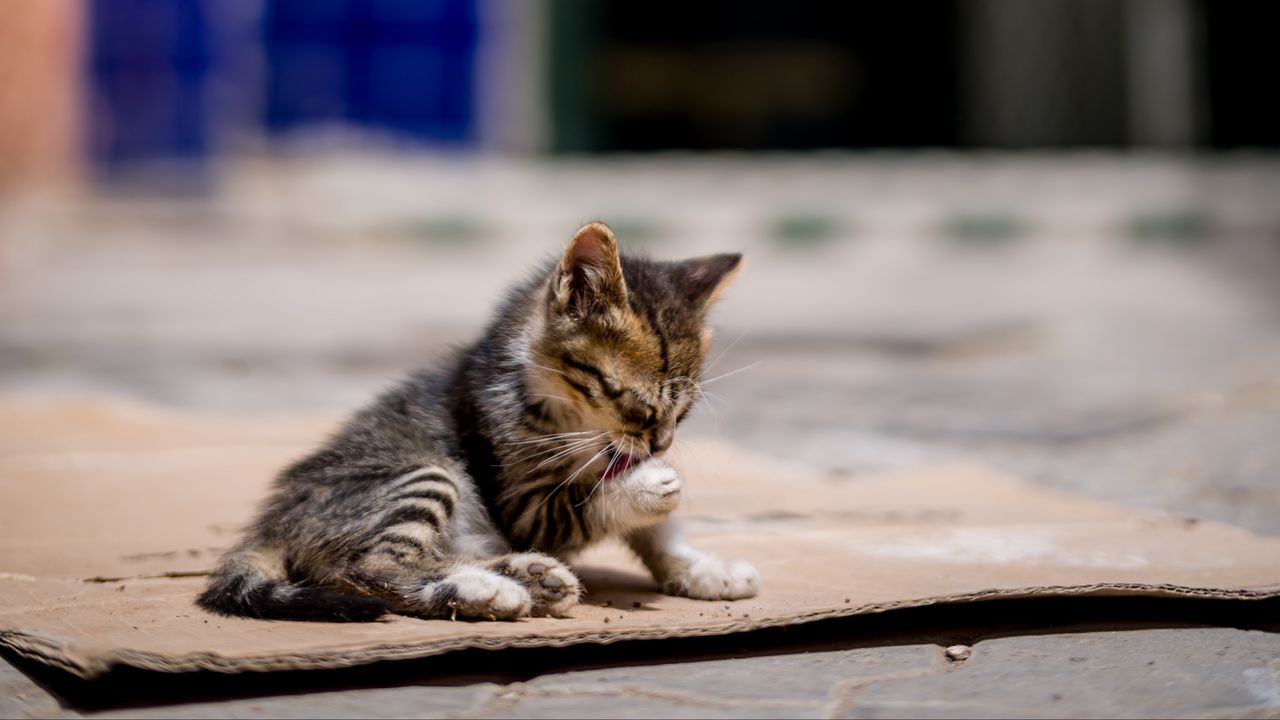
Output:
[
  {"xmin": 551, "ymin": 222, "xmax": 628, "ymax": 317},
  {"xmin": 675, "ymin": 253, "xmax": 743, "ymax": 310}
]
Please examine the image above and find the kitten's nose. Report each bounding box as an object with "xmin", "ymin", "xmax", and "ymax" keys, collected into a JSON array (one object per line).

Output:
[{"xmin": 649, "ymin": 426, "xmax": 674, "ymax": 455}]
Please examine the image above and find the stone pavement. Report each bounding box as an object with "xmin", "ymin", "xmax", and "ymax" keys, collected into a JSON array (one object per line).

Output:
[
  {"xmin": 2, "ymin": 155, "xmax": 1278, "ymax": 717},
  {"xmin": 5, "ymin": 599, "xmax": 1279, "ymax": 718}
]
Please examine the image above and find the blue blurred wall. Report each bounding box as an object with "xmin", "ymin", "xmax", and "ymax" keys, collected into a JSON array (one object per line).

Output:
[
  {"xmin": 88, "ymin": 0, "xmax": 219, "ymax": 169},
  {"xmin": 87, "ymin": 0, "xmax": 479, "ymax": 173},
  {"xmin": 263, "ymin": 0, "xmax": 478, "ymax": 142}
]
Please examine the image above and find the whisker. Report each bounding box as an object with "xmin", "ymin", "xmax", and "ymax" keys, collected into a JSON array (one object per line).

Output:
[
  {"xmin": 534, "ymin": 444, "xmax": 610, "ymax": 512},
  {"xmin": 704, "ymin": 331, "xmax": 746, "ymax": 374},
  {"xmin": 503, "ymin": 441, "xmax": 578, "ymax": 461},
  {"xmin": 577, "ymin": 448, "xmax": 621, "ymax": 507},
  {"xmin": 511, "ymin": 434, "xmax": 598, "ymax": 450},
  {"xmin": 529, "ymin": 361, "xmax": 571, "ymax": 379},
  {"xmin": 661, "ymin": 375, "xmax": 701, "ymax": 409},
  {"xmin": 507, "ymin": 438, "xmax": 594, "ymax": 466},
  {"xmin": 530, "ymin": 393, "xmax": 573, "ymax": 404},
  {"xmin": 692, "ymin": 398, "xmax": 719, "ymax": 419},
  {"xmin": 700, "ymin": 361, "xmax": 761, "ymax": 386},
  {"xmin": 505, "ymin": 433, "xmax": 604, "ymax": 466},
  {"xmin": 699, "ymin": 389, "xmax": 731, "ymax": 411},
  {"xmin": 507, "ymin": 430, "xmax": 596, "ymax": 446},
  {"xmin": 564, "ymin": 445, "xmax": 610, "ymax": 486},
  {"xmin": 661, "ymin": 376, "xmax": 694, "ymax": 393},
  {"xmin": 577, "ymin": 478, "xmax": 604, "ymax": 508},
  {"xmin": 514, "ymin": 429, "xmax": 597, "ymax": 440},
  {"xmin": 531, "ymin": 436, "xmax": 607, "ymax": 470},
  {"xmin": 666, "ymin": 376, "xmax": 701, "ymax": 392}
]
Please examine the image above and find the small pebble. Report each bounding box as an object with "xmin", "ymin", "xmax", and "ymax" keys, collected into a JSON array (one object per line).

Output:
[
  {"xmin": 632, "ymin": 601, "xmax": 641, "ymax": 608},
  {"xmin": 945, "ymin": 644, "xmax": 972, "ymax": 662},
  {"xmin": 603, "ymin": 617, "xmax": 610, "ymax": 623}
]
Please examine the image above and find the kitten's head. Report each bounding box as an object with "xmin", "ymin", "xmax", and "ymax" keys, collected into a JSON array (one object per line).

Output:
[{"xmin": 529, "ymin": 222, "xmax": 742, "ymax": 477}]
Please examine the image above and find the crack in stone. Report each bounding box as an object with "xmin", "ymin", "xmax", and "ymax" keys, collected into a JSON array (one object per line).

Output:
[
  {"xmin": 823, "ymin": 645, "xmax": 957, "ymax": 719},
  {"xmin": 455, "ymin": 680, "xmax": 821, "ymax": 718}
]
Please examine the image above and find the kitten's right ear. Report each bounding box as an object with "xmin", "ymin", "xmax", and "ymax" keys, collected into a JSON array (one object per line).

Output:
[
  {"xmin": 550, "ymin": 222, "xmax": 628, "ymax": 318},
  {"xmin": 675, "ymin": 252, "xmax": 743, "ymax": 311}
]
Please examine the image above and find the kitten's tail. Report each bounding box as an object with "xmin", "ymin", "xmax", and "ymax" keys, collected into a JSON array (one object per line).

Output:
[{"xmin": 197, "ymin": 544, "xmax": 389, "ymax": 622}]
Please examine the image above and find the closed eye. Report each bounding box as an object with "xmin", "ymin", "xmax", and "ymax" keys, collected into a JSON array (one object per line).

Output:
[
  {"xmin": 560, "ymin": 374, "xmax": 597, "ymax": 402},
  {"xmin": 560, "ymin": 354, "xmax": 621, "ymax": 399}
]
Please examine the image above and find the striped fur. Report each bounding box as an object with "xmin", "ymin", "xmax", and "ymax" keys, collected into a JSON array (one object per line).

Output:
[{"xmin": 198, "ymin": 222, "xmax": 757, "ymax": 622}]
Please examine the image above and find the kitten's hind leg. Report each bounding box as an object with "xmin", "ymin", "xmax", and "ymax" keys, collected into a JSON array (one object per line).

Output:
[
  {"xmin": 340, "ymin": 465, "xmax": 532, "ymax": 620},
  {"xmin": 346, "ymin": 561, "xmax": 533, "ymax": 621},
  {"xmin": 415, "ymin": 564, "xmax": 533, "ymax": 621},
  {"xmin": 485, "ymin": 552, "xmax": 581, "ymax": 617}
]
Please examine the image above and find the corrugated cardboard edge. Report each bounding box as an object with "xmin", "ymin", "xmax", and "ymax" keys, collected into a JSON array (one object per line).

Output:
[{"xmin": 4, "ymin": 583, "xmax": 1276, "ymax": 679}]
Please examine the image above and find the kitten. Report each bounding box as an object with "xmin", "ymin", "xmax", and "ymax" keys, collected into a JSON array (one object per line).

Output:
[{"xmin": 198, "ymin": 222, "xmax": 760, "ymax": 621}]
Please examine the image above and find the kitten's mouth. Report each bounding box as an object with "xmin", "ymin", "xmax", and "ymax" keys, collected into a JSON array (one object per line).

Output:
[{"xmin": 600, "ymin": 450, "xmax": 637, "ymax": 481}]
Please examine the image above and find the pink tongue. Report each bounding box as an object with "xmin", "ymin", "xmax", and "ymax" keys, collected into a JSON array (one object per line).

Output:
[{"xmin": 601, "ymin": 452, "xmax": 634, "ymax": 481}]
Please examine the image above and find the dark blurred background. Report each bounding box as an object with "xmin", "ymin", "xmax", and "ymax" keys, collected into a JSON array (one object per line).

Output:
[
  {"xmin": 3, "ymin": 0, "xmax": 1278, "ymax": 188},
  {"xmin": 552, "ymin": 0, "xmax": 1278, "ymax": 152}
]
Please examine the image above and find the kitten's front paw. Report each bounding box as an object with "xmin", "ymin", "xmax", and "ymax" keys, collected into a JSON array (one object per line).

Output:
[
  {"xmin": 663, "ymin": 555, "xmax": 760, "ymax": 601},
  {"xmin": 429, "ymin": 566, "xmax": 532, "ymax": 620},
  {"xmin": 623, "ymin": 459, "xmax": 683, "ymax": 517},
  {"xmin": 489, "ymin": 552, "xmax": 581, "ymax": 617}
]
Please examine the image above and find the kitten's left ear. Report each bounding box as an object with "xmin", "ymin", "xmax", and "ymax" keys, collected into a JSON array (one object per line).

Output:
[
  {"xmin": 551, "ymin": 222, "xmax": 628, "ymax": 317},
  {"xmin": 675, "ymin": 253, "xmax": 743, "ymax": 310}
]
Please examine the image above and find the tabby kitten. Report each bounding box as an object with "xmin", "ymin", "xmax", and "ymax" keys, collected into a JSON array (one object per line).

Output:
[{"xmin": 198, "ymin": 222, "xmax": 759, "ymax": 621}]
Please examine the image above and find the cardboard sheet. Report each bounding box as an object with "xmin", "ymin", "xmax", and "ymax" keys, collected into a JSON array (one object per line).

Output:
[{"xmin": 2, "ymin": 396, "xmax": 1278, "ymax": 679}]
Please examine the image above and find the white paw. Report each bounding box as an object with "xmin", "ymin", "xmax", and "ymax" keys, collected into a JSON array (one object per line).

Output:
[
  {"xmin": 492, "ymin": 552, "xmax": 582, "ymax": 617},
  {"xmin": 589, "ymin": 459, "xmax": 684, "ymax": 532},
  {"xmin": 432, "ymin": 566, "xmax": 532, "ymax": 620},
  {"xmin": 623, "ymin": 459, "xmax": 683, "ymax": 516},
  {"xmin": 664, "ymin": 554, "xmax": 760, "ymax": 601}
]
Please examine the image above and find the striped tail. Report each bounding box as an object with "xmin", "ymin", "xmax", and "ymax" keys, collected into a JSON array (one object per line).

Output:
[{"xmin": 197, "ymin": 545, "xmax": 388, "ymax": 622}]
